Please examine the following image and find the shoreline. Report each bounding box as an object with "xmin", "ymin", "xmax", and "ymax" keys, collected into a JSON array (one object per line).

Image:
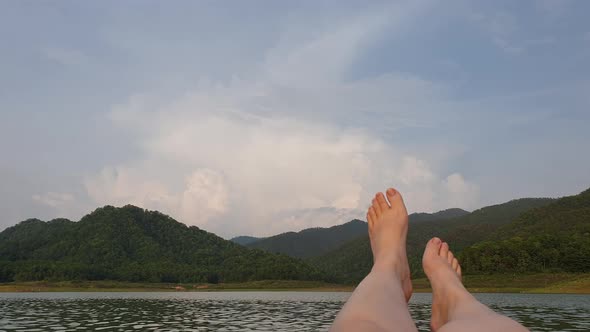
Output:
[{"xmin": 1, "ymin": 273, "xmax": 589, "ymax": 294}]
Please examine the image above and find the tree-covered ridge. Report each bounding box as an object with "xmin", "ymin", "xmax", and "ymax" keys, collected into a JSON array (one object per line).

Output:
[
  {"xmin": 243, "ymin": 208, "xmax": 469, "ymax": 259},
  {"xmin": 460, "ymin": 188, "xmax": 590, "ymax": 274},
  {"xmin": 0, "ymin": 205, "xmax": 325, "ymax": 283},
  {"xmin": 1, "ymin": 189, "xmax": 586, "ymax": 286},
  {"xmin": 309, "ymin": 197, "xmax": 556, "ymax": 283},
  {"xmin": 405, "ymin": 198, "xmax": 556, "ymax": 254}
]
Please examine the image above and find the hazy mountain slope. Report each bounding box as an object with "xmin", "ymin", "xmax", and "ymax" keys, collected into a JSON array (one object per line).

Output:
[
  {"xmin": 246, "ymin": 220, "xmax": 368, "ymax": 258},
  {"xmin": 230, "ymin": 236, "xmax": 264, "ymax": 245},
  {"xmin": 410, "ymin": 208, "xmax": 469, "ymax": 223},
  {"xmin": 244, "ymin": 209, "xmax": 469, "ymax": 259}
]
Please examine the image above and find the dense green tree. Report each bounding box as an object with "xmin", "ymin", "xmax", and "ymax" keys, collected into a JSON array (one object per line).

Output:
[
  {"xmin": 308, "ymin": 197, "xmax": 556, "ymax": 283},
  {"xmin": 0, "ymin": 205, "xmax": 326, "ymax": 283}
]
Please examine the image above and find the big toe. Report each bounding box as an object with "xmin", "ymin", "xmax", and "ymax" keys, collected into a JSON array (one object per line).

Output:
[
  {"xmin": 386, "ymin": 188, "xmax": 402, "ymax": 204},
  {"xmin": 423, "ymin": 238, "xmax": 442, "ymax": 264},
  {"xmin": 386, "ymin": 188, "xmax": 408, "ymax": 212}
]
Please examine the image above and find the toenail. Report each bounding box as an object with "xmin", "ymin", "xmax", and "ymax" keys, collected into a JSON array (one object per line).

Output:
[{"xmin": 433, "ymin": 238, "xmax": 441, "ymax": 244}]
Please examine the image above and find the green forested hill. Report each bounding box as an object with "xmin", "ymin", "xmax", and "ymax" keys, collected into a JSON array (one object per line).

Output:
[
  {"xmin": 309, "ymin": 197, "xmax": 556, "ymax": 283},
  {"xmin": 1, "ymin": 190, "xmax": 584, "ymax": 286},
  {"xmin": 0, "ymin": 205, "xmax": 325, "ymax": 283},
  {"xmin": 244, "ymin": 209, "xmax": 468, "ymax": 259},
  {"xmin": 461, "ymin": 189, "xmax": 590, "ymax": 274},
  {"xmin": 494, "ymin": 188, "xmax": 590, "ymax": 239},
  {"xmin": 406, "ymin": 198, "xmax": 556, "ymax": 253}
]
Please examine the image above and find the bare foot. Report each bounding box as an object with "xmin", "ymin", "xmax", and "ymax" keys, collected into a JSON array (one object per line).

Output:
[
  {"xmin": 366, "ymin": 188, "xmax": 412, "ymax": 301},
  {"xmin": 422, "ymin": 238, "xmax": 472, "ymax": 331}
]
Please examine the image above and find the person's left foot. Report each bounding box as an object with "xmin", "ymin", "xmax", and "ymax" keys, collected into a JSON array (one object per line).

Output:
[
  {"xmin": 422, "ymin": 238, "xmax": 468, "ymax": 331},
  {"xmin": 367, "ymin": 188, "xmax": 413, "ymax": 302}
]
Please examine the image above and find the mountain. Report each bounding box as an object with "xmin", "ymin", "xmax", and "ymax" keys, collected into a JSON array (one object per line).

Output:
[
  {"xmin": 309, "ymin": 197, "xmax": 556, "ymax": 283},
  {"xmin": 494, "ymin": 188, "xmax": 590, "ymax": 239},
  {"xmin": 461, "ymin": 188, "xmax": 590, "ymax": 274},
  {"xmin": 0, "ymin": 205, "xmax": 325, "ymax": 283},
  {"xmin": 230, "ymin": 236, "xmax": 264, "ymax": 246},
  {"xmin": 246, "ymin": 219, "xmax": 368, "ymax": 258},
  {"xmin": 405, "ymin": 198, "xmax": 556, "ymax": 253},
  {"xmin": 243, "ymin": 209, "xmax": 469, "ymax": 259}
]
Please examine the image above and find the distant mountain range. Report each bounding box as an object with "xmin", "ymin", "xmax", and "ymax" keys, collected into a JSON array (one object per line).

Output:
[
  {"xmin": 1, "ymin": 188, "xmax": 588, "ymax": 285},
  {"xmin": 235, "ymin": 208, "xmax": 469, "ymax": 258},
  {"xmin": 308, "ymin": 197, "xmax": 557, "ymax": 283}
]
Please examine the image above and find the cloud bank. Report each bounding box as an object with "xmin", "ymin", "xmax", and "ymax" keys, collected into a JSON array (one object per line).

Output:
[
  {"xmin": 78, "ymin": 6, "xmax": 479, "ymax": 237},
  {"xmin": 13, "ymin": 1, "xmax": 589, "ymax": 237}
]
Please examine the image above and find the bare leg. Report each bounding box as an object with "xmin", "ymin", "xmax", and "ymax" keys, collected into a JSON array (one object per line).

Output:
[
  {"xmin": 422, "ymin": 238, "xmax": 529, "ymax": 332},
  {"xmin": 331, "ymin": 189, "xmax": 416, "ymax": 332}
]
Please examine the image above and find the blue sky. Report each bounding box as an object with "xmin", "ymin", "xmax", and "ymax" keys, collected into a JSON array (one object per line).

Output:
[{"xmin": 1, "ymin": 0, "xmax": 589, "ymax": 237}]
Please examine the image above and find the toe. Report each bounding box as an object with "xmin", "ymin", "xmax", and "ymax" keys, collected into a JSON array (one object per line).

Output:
[
  {"xmin": 375, "ymin": 192, "xmax": 390, "ymax": 211},
  {"xmin": 368, "ymin": 206, "xmax": 377, "ymax": 224},
  {"xmin": 386, "ymin": 188, "xmax": 404, "ymax": 206},
  {"xmin": 371, "ymin": 199, "xmax": 381, "ymax": 217},
  {"xmin": 447, "ymin": 251, "xmax": 454, "ymax": 265},
  {"xmin": 457, "ymin": 264, "xmax": 462, "ymax": 278},
  {"xmin": 386, "ymin": 188, "xmax": 408, "ymax": 217},
  {"xmin": 452, "ymin": 258, "xmax": 459, "ymax": 271},
  {"xmin": 439, "ymin": 242, "xmax": 449, "ymax": 258},
  {"xmin": 423, "ymin": 237, "xmax": 442, "ymax": 260}
]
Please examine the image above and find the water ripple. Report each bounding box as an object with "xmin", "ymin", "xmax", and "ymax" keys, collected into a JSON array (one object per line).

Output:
[{"xmin": 0, "ymin": 292, "xmax": 588, "ymax": 331}]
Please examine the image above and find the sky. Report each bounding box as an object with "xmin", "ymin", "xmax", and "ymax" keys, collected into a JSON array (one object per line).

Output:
[{"xmin": 1, "ymin": 0, "xmax": 589, "ymax": 238}]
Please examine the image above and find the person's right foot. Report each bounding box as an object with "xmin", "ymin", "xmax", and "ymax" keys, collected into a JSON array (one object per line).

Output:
[
  {"xmin": 422, "ymin": 238, "xmax": 471, "ymax": 331},
  {"xmin": 367, "ymin": 188, "xmax": 413, "ymax": 302}
]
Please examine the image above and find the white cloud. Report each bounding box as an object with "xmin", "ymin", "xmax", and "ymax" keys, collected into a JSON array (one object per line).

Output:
[
  {"xmin": 271, "ymin": 207, "xmax": 366, "ymax": 234},
  {"xmin": 87, "ymin": 103, "xmax": 478, "ymax": 236},
  {"xmin": 180, "ymin": 169, "xmax": 229, "ymax": 227},
  {"xmin": 32, "ymin": 192, "xmax": 80, "ymax": 220},
  {"xmin": 444, "ymin": 173, "xmax": 480, "ymax": 208},
  {"xmin": 84, "ymin": 167, "xmax": 176, "ymax": 214},
  {"xmin": 83, "ymin": 3, "xmax": 479, "ymax": 237},
  {"xmin": 32, "ymin": 192, "xmax": 75, "ymax": 208}
]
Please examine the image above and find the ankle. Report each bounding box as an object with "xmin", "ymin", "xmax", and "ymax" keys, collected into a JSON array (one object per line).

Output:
[
  {"xmin": 436, "ymin": 284, "xmax": 478, "ymax": 316},
  {"xmin": 371, "ymin": 261, "xmax": 396, "ymax": 275}
]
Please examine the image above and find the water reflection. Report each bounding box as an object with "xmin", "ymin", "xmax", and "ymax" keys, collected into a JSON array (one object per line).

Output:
[{"xmin": 0, "ymin": 292, "xmax": 588, "ymax": 331}]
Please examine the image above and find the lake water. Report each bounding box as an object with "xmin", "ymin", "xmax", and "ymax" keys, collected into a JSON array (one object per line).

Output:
[{"xmin": 0, "ymin": 292, "xmax": 588, "ymax": 331}]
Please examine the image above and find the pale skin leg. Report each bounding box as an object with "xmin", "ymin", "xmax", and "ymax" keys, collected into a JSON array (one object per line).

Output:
[
  {"xmin": 331, "ymin": 188, "xmax": 417, "ymax": 332},
  {"xmin": 331, "ymin": 187, "xmax": 530, "ymax": 332},
  {"xmin": 422, "ymin": 237, "xmax": 529, "ymax": 332}
]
